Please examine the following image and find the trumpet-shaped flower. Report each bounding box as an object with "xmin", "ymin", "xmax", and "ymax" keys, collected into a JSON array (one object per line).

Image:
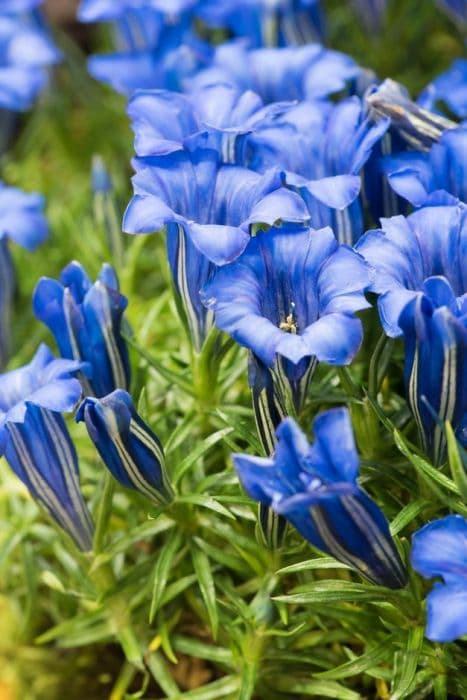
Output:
[
  {"xmin": 0, "ymin": 183, "xmax": 48, "ymax": 368},
  {"xmin": 198, "ymin": 0, "xmax": 323, "ymax": 47},
  {"xmin": 411, "ymin": 515, "xmax": 467, "ymax": 642},
  {"xmin": 33, "ymin": 262, "xmax": 130, "ymax": 398},
  {"xmin": 0, "ymin": 5, "xmax": 60, "ymax": 111},
  {"xmin": 418, "ymin": 58, "xmax": 467, "ymax": 120},
  {"xmin": 233, "ymin": 408, "xmax": 407, "ymax": 588},
  {"xmin": 77, "ymin": 390, "xmax": 173, "ymax": 505},
  {"xmin": 201, "ymin": 225, "xmax": 371, "ymax": 406},
  {"xmin": 127, "ymin": 84, "xmax": 291, "ymax": 161},
  {"xmin": 382, "ymin": 125, "xmax": 467, "ymax": 207},
  {"xmin": 356, "ymin": 204, "xmax": 466, "ymax": 337},
  {"xmin": 244, "ymin": 96, "xmax": 389, "ymax": 244},
  {"xmin": 0, "ymin": 344, "xmax": 93, "ymax": 550},
  {"xmin": 190, "ymin": 41, "xmax": 359, "ymax": 104},
  {"xmin": 399, "ymin": 277, "xmax": 466, "ymax": 465}
]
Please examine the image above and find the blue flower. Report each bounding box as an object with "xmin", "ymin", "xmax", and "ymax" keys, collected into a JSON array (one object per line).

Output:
[
  {"xmin": 198, "ymin": 0, "xmax": 324, "ymax": 47},
  {"xmin": 127, "ymin": 84, "xmax": 291, "ymax": 162},
  {"xmin": 0, "ymin": 344, "xmax": 93, "ymax": 550},
  {"xmin": 0, "ymin": 6, "xmax": 60, "ymax": 111},
  {"xmin": 233, "ymin": 408, "xmax": 407, "ymax": 588},
  {"xmin": 382, "ymin": 125, "xmax": 467, "ymax": 207},
  {"xmin": 191, "ymin": 41, "xmax": 359, "ymax": 104},
  {"xmin": 436, "ymin": 0, "xmax": 466, "ymax": 28},
  {"xmin": 0, "ymin": 183, "xmax": 48, "ymax": 368},
  {"xmin": 399, "ymin": 276, "xmax": 466, "ymax": 465},
  {"xmin": 79, "ymin": 2, "xmax": 211, "ymax": 95},
  {"xmin": 356, "ymin": 204, "xmax": 466, "ymax": 337},
  {"xmin": 77, "ymin": 389, "xmax": 173, "ymax": 506},
  {"xmin": 244, "ymin": 96, "xmax": 389, "ymax": 244},
  {"xmin": 418, "ymin": 58, "xmax": 467, "ymax": 120},
  {"xmin": 201, "ymin": 225, "xmax": 371, "ymax": 408},
  {"xmin": 33, "ymin": 261, "xmax": 131, "ymax": 398},
  {"xmin": 411, "ymin": 514, "xmax": 467, "ymax": 642}
]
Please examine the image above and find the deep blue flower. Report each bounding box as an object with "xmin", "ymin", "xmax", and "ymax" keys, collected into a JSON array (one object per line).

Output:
[
  {"xmin": 123, "ymin": 148, "xmax": 307, "ymax": 350},
  {"xmin": 381, "ymin": 125, "xmax": 466, "ymax": 207},
  {"xmin": 356, "ymin": 204, "xmax": 466, "ymax": 337},
  {"xmin": 233, "ymin": 408, "xmax": 407, "ymax": 588},
  {"xmin": 0, "ymin": 183, "xmax": 48, "ymax": 368},
  {"xmin": 411, "ymin": 514, "xmax": 467, "ymax": 642},
  {"xmin": 79, "ymin": 1, "xmax": 211, "ymax": 95},
  {"xmin": 436, "ymin": 0, "xmax": 466, "ymax": 28},
  {"xmin": 418, "ymin": 59, "xmax": 467, "ymax": 120},
  {"xmin": 33, "ymin": 261, "xmax": 131, "ymax": 398},
  {"xmin": 0, "ymin": 5, "xmax": 60, "ymax": 111},
  {"xmin": 198, "ymin": 0, "xmax": 324, "ymax": 47},
  {"xmin": 0, "ymin": 344, "xmax": 93, "ymax": 550},
  {"xmin": 244, "ymin": 96, "xmax": 389, "ymax": 244},
  {"xmin": 201, "ymin": 225, "xmax": 371, "ymax": 409},
  {"xmin": 127, "ymin": 84, "xmax": 291, "ymax": 162},
  {"xmin": 190, "ymin": 41, "xmax": 359, "ymax": 104},
  {"xmin": 77, "ymin": 389, "xmax": 173, "ymax": 505},
  {"xmin": 399, "ymin": 276, "xmax": 466, "ymax": 465}
]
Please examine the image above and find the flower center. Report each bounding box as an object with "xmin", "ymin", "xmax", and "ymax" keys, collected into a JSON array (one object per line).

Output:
[{"xmin": 279, "ymin": 303, "xmax": 298, "ymax": 334}]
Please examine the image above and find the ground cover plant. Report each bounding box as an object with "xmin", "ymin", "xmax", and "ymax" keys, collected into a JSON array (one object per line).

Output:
[{"xmin": 0, "ymin": 1, "xmax": 466, "ymax": 698}]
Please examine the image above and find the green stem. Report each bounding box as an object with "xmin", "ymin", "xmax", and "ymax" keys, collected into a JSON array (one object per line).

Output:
[
  {"xmin": 93, "ymin": 470, "xmax": 116, "ymax": 554},
  {"xmin": 337, "ymin": 366, "xmax": 361, "ymax": 399},
  {"xmin": 369, "ymin": 333, "xmax": 394, "ymax": 398}
]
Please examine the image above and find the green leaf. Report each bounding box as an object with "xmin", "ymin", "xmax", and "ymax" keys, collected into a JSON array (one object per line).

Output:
[
  {"xmin": 169, "ymin": 675, "xmax": 240, "ymax": 699},
  {"xmin": 191, "ymin": 544, "xmax": 219, "ymax": 639},
  {"xmin": 193, "ymin": 536, "xmax": 248, "ymax": 576},
  {"xmin": 276, "ymin": 557, "xmax": 351, "ymax": 575},
  {"xmin": 146, "ymin": 651, "xmax": 180, "ymax": 698},
  {"xmin": 177, "ymin": 493, "xmax": 235, "ymax": 520},
  {"xmin": 268, "ymin": 676, "xmax": 361, "ymax": 699},
  {"xmin": 172, "ymin": 635, "xmax": 233, "ymax": 667},
  {"xmin": 391, "ymin": 626, "xmax": 425, "ymax": 700},
  {"xmin": 150, "ymin": 530, "xmax": 183, "ymax": 622},
  {"xmin": 124, "ymin": 333, "xmax": 195, "ymax": 396},
  {"xmin": 446, "ymin": 421, "xmax": 467, "ymax": 502},
  {"xmin": 273, "ymin": 580, "xmax": 396, "ymax": 605},
  {"xmin": 173, "ymin": 428, "xmax": 233, "ymax": 484},
  {"xmin": 390, "ymin": 499, "xmax": 429, "ymax": 536},
  {"xmin": 315, "ymin": 635, "xmax": 395, "ymax": 680},
  {"xmin": 394, "ymin": 429, "xmax": 460, "ymax": 495}
]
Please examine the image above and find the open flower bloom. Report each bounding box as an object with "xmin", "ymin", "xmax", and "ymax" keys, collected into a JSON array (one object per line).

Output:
[
  {"xmin": 381, "ymin": 125, "xmax": 467, "ymax": 207},
  {"xmin": 127, "ymin": 84, "xmax": 292, "ymax": 161},
  {"xmin": 418, "ymin": 58, "xmax": 467, "ymax": 120},
  {"xmin": 33, "ymin": 261, "xmax": 130, "ymax": 398},
  {"xmin": 0, "ymin": 183, "xmax": 48, "ymax": 368},
  {"xmin": 190, "ymin": 41, "xmax": 359, "ymax": 104},
  {"xmin": 412, "ymin": 515, "xmax": 467, "ymax": 642},
  {"xmin": 77, "ymin": 390, "xmax": 173, "ymax": 506},
  {"xmin": 198, "ymin": 0, "xmax": 324, "ymax": 47},
  {"xmin": 233, "ymin": 408, "xmax": 407, "ymax": 588},
  {"xmin": 244, "ymin": 96, "xmax": 389, "ymax": 244},
  {"xmin": 79, "ymin": 1, "xmax": 210, "ymax": 94},
  {"xmin": 201, "ymin": 225, "xmax": 371, "ymax": 408},
  {"xmin": 123, "ymin": 148, "xmax": 308, "ymax": 349},
  {"xmin": 399, "ymin": 276, "xmax": 467, "ymax": 465},
  {"xmin": 0, "ymin": 344, "xmax": 93, "ymax": 550},
  {"xmin": 0, "ymin": 3, "xmax": 60, "ymax": 111},
  {"xmin": 356, "ymin": 204, "xmax": 466, "ymax": 337}
]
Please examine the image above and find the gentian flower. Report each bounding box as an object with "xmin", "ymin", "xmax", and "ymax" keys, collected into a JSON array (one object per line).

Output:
[
  {"xmin": 0, "ymin": 344, "xmax": 93, "ymax": 550},
  {"xmin": 244, "ymin": 96, "xmax": 389, "ymax": 244},
  {"xmin": 33, "ymin": 261, "xmax": 131, "ymax": 398},
  {"xmin": 127, "ymin": 84, "xmax": 291, "ymax": 162},
  {"xmin": 190, "ymin": 41, "xmax": 359, "ymax": 104},
  {"xmin": 198, "ymin": 0, "xmax": 324, "ymax": 47},
  {"xmin": 356, "ymin": 204, "xmax": 466, "ymax": 337},
  {"xmin": 77, "ymin": 390, "xmax": 173, "ymax": 506},
  {"xmin": 123, "ymin": 148, "xmax": 308, "ymax": 350},
  {"xmin": 436, "ymin": 0, "xmax": 466, "ymax": 28},
  {"xmin": 366, "ymin": 78, "xmax": 457, "ymax": 150},
  {"xmin": 79, "ymin": 1, "xmax": 211, "ymax": 95},
  {"xmin": 0, "ymin": 183, "xmax": 48, "ymax": 368},
  {"xmin": 233, "ymin": 408, "xmax": 407, "ymax": 588},
  {"xmin": 399, "ymin": 276, "xmax": 466, "ymax": 465},
  {"xmin": 201, "ymin": 225, "xmax": 371, "ymax": 410},
  {"xmin": 381, "ymin": 125, "xmax": 467, "ymax": 207},
  {"xmin": 0, "ymin": 3, "xmax": 60, "ymax": 111},
  {"xmin": 418, "ymin": 59, "xmax": 467, "ymax": 120},
  {"xmin": 411, "ymin": 514, "xmax": 467, "ymax": 642}
]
